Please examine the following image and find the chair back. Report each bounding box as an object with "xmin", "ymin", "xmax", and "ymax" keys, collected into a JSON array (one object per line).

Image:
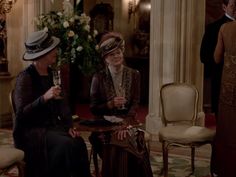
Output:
[
  {"xmin": 160, "ymin": 83, "xmax": 199, "ymax": 126},
  {"xmin": 9, "ymin": 90, "xmax": 16, "ymax": 124}
]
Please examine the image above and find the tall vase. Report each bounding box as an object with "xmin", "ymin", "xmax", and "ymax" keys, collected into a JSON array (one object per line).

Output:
[
  {"xmin": 60, "ymin": 63, "xmax": 93, "ymax": 114},
  {"xmin": 70, "ymin": 63, "xmax": 93, "ymax": 113},
  {"xmin": 60, "ymin": 63, "xmax": 70, "ymax": 101}
]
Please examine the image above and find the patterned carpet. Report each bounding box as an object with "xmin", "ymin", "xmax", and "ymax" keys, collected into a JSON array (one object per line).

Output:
[{"xmin": 0, "ymin": 129, "xmax": 211, "ymax": 177}]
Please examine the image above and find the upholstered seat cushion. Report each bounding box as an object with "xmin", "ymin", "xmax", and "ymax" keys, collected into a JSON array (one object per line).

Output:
[
  {"xmin": 0, "ymin": 147, "xmax": 24, "ymax": 169},
  {"xmin": 159, "ymin": 125, "xmax": 215, "ymax": 143}
]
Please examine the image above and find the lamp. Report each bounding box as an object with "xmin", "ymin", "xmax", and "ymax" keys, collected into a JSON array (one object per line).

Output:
[
  {"xmin": 0, "ymin": 0, "xmax": 17, "ymax": 14},
  {"xmin": 0, "ymin": 0, "xmax": 17, "ymax": 76}
]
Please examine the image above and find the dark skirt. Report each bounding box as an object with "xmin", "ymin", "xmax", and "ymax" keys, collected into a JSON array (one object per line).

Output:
[
  {"xmin": 46, "ymin": 130, "xmax": 91, "ymax": 177},
  {"xmin": 215, "ymin": 102, "xmax": 236, "ymax": 177},
  {"xmin": 89, "ymin": 130, "xmax": 153, "ymax": 177},
  {"xmin": 22, "ymin": 128, "xmax": 91, "ymax": 177}
]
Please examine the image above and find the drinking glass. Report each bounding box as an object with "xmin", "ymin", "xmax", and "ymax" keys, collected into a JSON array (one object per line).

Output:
[{"xmin": 52, "ymin": 69, "xmax": 63, "ymax": 99}]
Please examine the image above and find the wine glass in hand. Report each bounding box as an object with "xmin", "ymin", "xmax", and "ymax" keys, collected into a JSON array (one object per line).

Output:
[{"xmin": 52, "ymin": 69, "xmax": 63, "ymax": 99}]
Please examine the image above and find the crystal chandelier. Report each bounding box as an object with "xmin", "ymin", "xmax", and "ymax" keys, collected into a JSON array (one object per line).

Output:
[{"xmin": 0, "ymin": 0, "xmax": 17, "ymax": 14}]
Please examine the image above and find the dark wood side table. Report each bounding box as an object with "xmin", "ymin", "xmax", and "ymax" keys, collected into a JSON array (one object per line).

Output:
[{"xmin": 73, "ymin": 118, "xmax": 142, "ymax": 177}]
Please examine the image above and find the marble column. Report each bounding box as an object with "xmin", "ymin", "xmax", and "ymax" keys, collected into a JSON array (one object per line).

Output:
[{"xmin": 146, "ymin": 0, "xmax": 205, "ymax": 140}]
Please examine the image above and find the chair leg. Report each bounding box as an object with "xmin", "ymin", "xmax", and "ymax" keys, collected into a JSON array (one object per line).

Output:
[
  {"xmin": 162, "ymin": 142, "xmax": 168, "ymax": 177},
  {"xmin": 17, "ymin": 161, "xmax": 25, "ymax": 177},
  {"xmin": 146, "ymin": 139, "xmax": 150, "ymax": 155},
  {"xmin": 92, "ymin": 147, "xmax": 99, "ymax": 177},
  {"xmin": 210, "ymin": 142, "xmax": 218, "ymax": 177},
  {"xmin": 191, "ymin": 146, "xmax": 195, "ymax": 174},
  {"xmin": 89, "ymin": 146, "xmax": 100, "ymax": 177}
]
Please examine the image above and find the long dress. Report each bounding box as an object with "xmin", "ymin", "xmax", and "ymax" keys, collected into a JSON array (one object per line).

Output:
[
  {"xmin": 215, "ymin": 21, "xmax": 236, "ymax": 177},
  {"xmin": 200, "ymin": 15, "xmax": 232, "ymax": 115},
  {"xmin": 89, "ymin": 65, "xmax": 153, "ymax": 177},
  {"xmin": 13, "ymin": 64, "xmax": 91, "ymax": 177}
]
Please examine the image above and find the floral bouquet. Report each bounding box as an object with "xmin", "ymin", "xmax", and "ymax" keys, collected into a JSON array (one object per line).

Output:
[{"xmin": 35, "ymin": 1, "xmax": 101, "ymax": 75}]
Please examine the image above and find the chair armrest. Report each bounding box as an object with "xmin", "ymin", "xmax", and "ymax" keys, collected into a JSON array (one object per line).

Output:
[
  {"xmin": 0, "ymin": 147, "xmax": 24, "ymax": 169},
  {"xmin": 196, "ymin": 111, "xmax": 205, "ymax": 126},
  {"xmin": 72, "ymin": 115, "xmax": 79, "ymax": 120}
]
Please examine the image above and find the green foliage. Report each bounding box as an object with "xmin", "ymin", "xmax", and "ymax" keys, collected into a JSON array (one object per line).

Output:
[{"xmin": 35, "ymin": 5, "xmax": 101, "ymax": 76}]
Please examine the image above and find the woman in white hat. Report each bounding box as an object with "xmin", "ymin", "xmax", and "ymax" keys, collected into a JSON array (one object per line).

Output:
[
  {"xmin": 89, "ymin": 31, "xmax": 153, "ymax": 177},
  {"xmin": 13, "ymin": 30, "xmax": 91, "ymax": 177}
]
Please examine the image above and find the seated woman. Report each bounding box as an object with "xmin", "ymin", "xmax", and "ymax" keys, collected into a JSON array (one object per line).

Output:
[
  {"xmin": 89, "ymin": 31, "xmax": 153, "ymax": 177},
  {"xmin": 13, "ymin": 30, "xmax": 91, "ymax": 177}
]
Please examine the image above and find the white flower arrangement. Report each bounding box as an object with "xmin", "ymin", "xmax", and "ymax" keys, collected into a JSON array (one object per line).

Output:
[{"xmin": 35, "ymin": 1, "xmax": 101, "ymax": 75}]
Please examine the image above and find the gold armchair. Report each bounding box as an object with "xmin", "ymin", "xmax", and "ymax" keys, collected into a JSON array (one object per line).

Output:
[
  {"xmin": 159, "ymin": 83, "xmax": 215, "ymax": 177},
  {"xmin": 0, "ymin": 147, "xmax": 25, "ymax": 177},
  {"xmin": 0, "ymin": 90, "xmax": 26, "ymax": 177}
]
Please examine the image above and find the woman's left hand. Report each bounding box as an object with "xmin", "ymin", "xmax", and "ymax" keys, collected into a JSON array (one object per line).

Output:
[
  {"xmin": 116, "ymin": 129, "xmax": 130, "ymax": 140},
  {"xmin": 113, "ymin": 96, "xmax": 126, "ymax": 108},
  {"xmin": 69, "ymin": 127, "xmax": 80, "ymax": 138}
]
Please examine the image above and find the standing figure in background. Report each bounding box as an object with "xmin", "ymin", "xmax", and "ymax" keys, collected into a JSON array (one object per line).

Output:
[
  {"xmin": 200, "ymin": 1, "xmax": 236, "ymax": 176},
  {"xmin": 200, "ymin": 0, "xmax": 236, "ymax": 117},
  {"xmin": 13, "ymin": 30, "xmax": 91, "ymax": 177},
  {"xmin": 214, "ymin": 18, "xmax": 236, "ymax": 177},
  {"xmin": 89, "ymin": 31, "xmax": 153, "ymax": 177}
]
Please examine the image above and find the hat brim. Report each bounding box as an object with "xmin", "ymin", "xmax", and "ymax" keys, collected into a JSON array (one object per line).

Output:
[
  {"xmin": 23, "ymin": 37, "xmax": 60, "ymax": 61},
  {"xmin": 101, "ymin": 39, "xmax": 125, "ymax": 58},
  {"xmin": 102, "ymin": 45, "xmax": 120, "ymax": 58}
]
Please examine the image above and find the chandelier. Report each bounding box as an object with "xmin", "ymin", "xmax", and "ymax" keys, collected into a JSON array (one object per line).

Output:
[{"xmin": 0, "ymin": 0, "xmax": 17, "ymax": 14}]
